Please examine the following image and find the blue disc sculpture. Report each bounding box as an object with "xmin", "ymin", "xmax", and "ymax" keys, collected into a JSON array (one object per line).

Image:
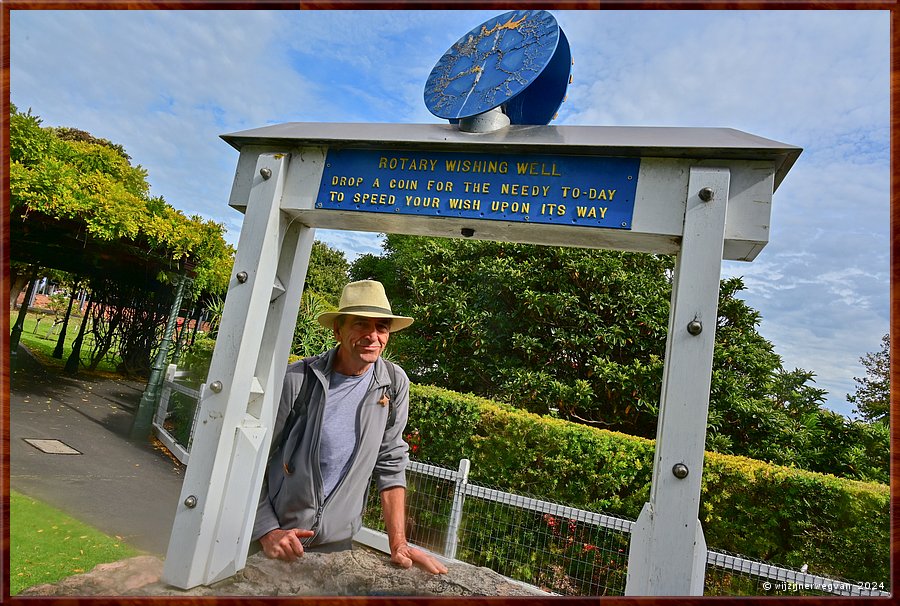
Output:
[{"xmin": 424, "ymin": 10, "xmax": 572, "ymax": 126}]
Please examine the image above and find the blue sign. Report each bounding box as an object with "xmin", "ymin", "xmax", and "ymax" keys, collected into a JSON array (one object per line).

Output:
[{"xmin": 317, "ymin": 148, "xmax": 639, "ymax": 229}]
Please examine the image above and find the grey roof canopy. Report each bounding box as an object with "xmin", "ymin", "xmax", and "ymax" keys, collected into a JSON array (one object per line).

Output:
[
  {"xmin": 220, "ymin": 122, "xmax": 801, "ymax": 262},
  {"xmin": 221, "ymin": 122, "xmax": 801, "ymax": 190}
]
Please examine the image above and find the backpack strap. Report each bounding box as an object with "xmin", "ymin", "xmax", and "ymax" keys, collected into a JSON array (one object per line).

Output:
[
  {"xmin": 269, "ymin": 357, "xmax": 315, "ymax": 467},
  {"xmin": 382, "ymin": 360, "xmax": 399, "ymax": 430}
]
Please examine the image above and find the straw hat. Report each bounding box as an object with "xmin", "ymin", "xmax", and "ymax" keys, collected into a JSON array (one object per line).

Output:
[{"xmin": 317, "ymin": 280, "xmax": 414, "ymax": 332}]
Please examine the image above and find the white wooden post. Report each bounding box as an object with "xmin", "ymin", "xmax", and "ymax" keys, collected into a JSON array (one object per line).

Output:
[
  {"xmin": 625, "ymin": 167, "xmax": 731, "ymax": 595},
  {"xmin": 162, "ymin": 153, "xmax": 315, "ymax": 588}
]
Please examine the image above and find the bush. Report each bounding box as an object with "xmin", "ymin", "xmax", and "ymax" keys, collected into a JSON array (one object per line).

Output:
[
  {"xmin": 407, "ymin": 384, "xmax": 889, "ymax": 584},
  {"xmin": 179, "ymin": 333, "xmax": 216, "ymax": 385}
]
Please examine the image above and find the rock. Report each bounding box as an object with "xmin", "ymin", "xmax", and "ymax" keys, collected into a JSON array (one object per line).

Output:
[
  {"xmin": 17, "ymin": 555, "xmax": 164, "ymax": 596},
  {"xmin": 18, "ymin": 545, "xmax": 547, "ymax": 597}
]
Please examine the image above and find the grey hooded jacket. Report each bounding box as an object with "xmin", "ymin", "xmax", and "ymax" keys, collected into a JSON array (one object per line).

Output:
[{"xmin": 252, "ymin": 347, "xmax": 409, "ymax": 547}]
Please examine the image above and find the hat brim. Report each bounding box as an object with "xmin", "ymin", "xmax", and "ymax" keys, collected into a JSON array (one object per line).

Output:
[{"xmin": 318, "ymin": 311, "xmax": 414, "ymax": 332}]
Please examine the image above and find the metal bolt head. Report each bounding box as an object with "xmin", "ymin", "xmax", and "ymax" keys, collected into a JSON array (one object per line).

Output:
[
  {"xmin": 672, "ymin": 463, "xmax": 689, "ymax": 479},
  {"xmin": 687, "ymin": 320, "xmax": 703, "ymax": 336},
  {"xmin": 209, "ymin": 381, "xmax": 223, "ymax": 393},
  {"xmin": 698, "ymin": 187, "xmax": 715, "ymax": 202},
  {"xmin": 236, "ymin": 271, "xmax": 248, "ymax": 283},
  {"xmin": 184, "ymin": 495, "xmax": 198, "ymax": 508},
  {"xmin": 260, "ymin": 167, "xmax": 272, "ymax": 180}
]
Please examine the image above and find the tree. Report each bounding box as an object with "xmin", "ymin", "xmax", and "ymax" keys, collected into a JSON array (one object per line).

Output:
[
  {"xmin": 847, "ymin": 333, "xmax": 890, "ymax": 424},
  {"xmin": 9, "ymin": 104, "xmax": 233, "ymax": 299},
  {"xmin": 290, "ymin": 291, "xmax": 337, "ymax": 358},
  {"xmin": 349, "ymin": 235, "xmax": 888, "ymax": 481},
  {"xmin": 9, "ymin": 104, "xmax": 233, "ymax": 373},
  {"xmin": 289, "ymin": 241, "xmax": 349, "ymax": 357},
  {"xmin": 304, "ymin": 240, "xmax": 350, "ymax": 305}
]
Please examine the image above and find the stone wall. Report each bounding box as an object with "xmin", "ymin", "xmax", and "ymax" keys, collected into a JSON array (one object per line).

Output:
[{"xmin": 19, "ymin": 546, "xmax": 548, "ymax": 597}]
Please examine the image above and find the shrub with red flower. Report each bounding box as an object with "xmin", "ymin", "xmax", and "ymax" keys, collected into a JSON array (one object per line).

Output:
[{"xmin": 405, "ymin": 428, "xmax": 422, "ymax": 456}]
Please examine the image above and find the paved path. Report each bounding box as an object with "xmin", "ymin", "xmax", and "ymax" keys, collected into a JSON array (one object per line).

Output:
[{"xmin": 9, "ymin": 346, "xmax": 186, "ymax": 555}]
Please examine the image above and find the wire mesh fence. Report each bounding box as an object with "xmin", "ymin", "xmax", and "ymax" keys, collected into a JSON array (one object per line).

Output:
[
  {"xmin": 704, "ymin": 549, "xmax": 890, "ymax": 597},
  {"xmin": 454, "ymin": 491, "xmax": 631, "ymax": 596},
  {"xmin": 362, "ymin": 459, "xmax": 633, "ymax": 595},
  {"xmin": 361, "ymin": 458, "xmax": 890, "ymax": 598},
  {"xmin": 152, "ymin": 364, "xmax": 203, "ymax": 464}
]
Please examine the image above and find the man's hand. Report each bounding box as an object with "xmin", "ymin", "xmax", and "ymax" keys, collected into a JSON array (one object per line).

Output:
[
  {"xmin": 259, "ymin": 528, "xmax": 315, "ymax": 562},
  {"xmin": 390, "ymin": 542, "xmax": 448, "ymax": 575}
]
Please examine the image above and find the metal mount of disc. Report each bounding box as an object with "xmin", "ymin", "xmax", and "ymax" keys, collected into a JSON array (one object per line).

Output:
[{"xmin": 458, "ymin": 107, "xmax": 511, "ymax": 133}]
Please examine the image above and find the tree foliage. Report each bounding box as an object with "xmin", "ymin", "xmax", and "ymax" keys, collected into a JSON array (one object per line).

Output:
[
  {"xmin": 9, "ymin": 105, "xmax": 234, "ymax": 375},
  {"xmin": 289, "ymin": 240, "xmax": 349, "ymax": 358},
  {"xmin": 9, "ymin": 104, "xmax": 233, "ymax": 299},
  {"xmin": 290, "ymin": 290, "xmax": 337, "ymax": 359},
  {"xmin": 304, "ymin": 240, "xmax": 351, "ymax": 305},
  {"xmin": 352, "ymin": 235, "xmax": 888, "ymax": 482},
  {"xmin": 847, "ymin": 333, "xmax": 890, "ymax": 424}
]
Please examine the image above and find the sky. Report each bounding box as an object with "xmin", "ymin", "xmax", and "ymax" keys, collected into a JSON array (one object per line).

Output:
[{"xmin": 9, "ymin": 9, "xmax": 890, "ymax": 418}]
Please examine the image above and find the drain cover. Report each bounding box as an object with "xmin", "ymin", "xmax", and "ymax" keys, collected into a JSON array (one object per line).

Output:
[{"xmin": 24, "ymin": 439, "xmax": 82, "ymax": 455}]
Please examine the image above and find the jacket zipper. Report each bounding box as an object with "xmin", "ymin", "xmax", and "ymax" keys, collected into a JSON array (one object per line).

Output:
[
  {"xmin": 302, "ymin": 370, "xmax": 380, "ymax": 546},
  {"xmin": 303, "ymin": 370, "xmax": 328, "ymax": 546}
]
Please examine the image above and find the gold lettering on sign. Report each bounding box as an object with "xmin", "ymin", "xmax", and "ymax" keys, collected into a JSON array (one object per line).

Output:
[
  {"xmin": 405, "ymin": 195, "xmax": 440, "ymax": 208},
  {"xmin": 448, "ymin": 198, "xmax": 481, "ymax": 210},
  {"xmin": 500, "ymin": 184, "xmax": 551, "ymax": 197},
  {"xmin": 353, "ymin": 193, "xmax": 396, "ymax": 205},
  {"xmin": 445, "ymin": 159, "xmax": 509, "ymax": 174},
  {"xmin": 515, "ymin": 162, "xmax": 561, "ymax": 177},
  {"xmin": 491, "ymin": 201, "xmax": 530, "ymax": 215},
  {"xmin": 332, "ymin": 176, "xmax": 364, "ymax": 187},
  {"xmin": 427, "ymin": 180, "xmax": 454, "ymax": 192},
  {"xmin": 588, "ymin": 188, "xmax": 616, "ymax": 201},
  {"xmin": 575, "ymin": 206, "xmax": 608, "ymax": 219},
  {"xmin": 378, "ymin": 157, "xmax": 438, "ymax": 171},
  {"xmin": 389, "ymin": 179, "xmax": 418, "ymax": 190},
  {"xmin": 540, "ymin": 203, "xmax": 567, "ymax": 216},
  {"xmin": 464, "ymin": 182, "xmax": 491, "ymax": 194}
]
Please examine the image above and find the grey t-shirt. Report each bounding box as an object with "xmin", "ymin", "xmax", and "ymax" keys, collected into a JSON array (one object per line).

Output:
[{"xmin": 320, "ymin": 365, "xmax": 373, "ymax": 498}]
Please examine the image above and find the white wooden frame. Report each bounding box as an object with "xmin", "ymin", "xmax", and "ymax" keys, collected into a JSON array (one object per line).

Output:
[{"xmin": 161, "ymin": 123, "xmax": 799, "ymax": 595}]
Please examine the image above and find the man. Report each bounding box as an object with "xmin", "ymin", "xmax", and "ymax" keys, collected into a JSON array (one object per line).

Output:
[{"xmin": 252, "ymin": 280, "xmax": 447, "ymax": 575}]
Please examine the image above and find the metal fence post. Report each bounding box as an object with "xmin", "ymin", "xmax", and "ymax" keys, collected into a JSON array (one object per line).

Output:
[
  {"xmin": 153, "ymin": 364, "xmax": 178, "ymax": 428},
  {"xmin": 444, "ymin": 458, "xmax": 470, "ymax": 560},
  {"xmin": 132, "ymin": 273, "xmax": 187, "ymax": 440}
]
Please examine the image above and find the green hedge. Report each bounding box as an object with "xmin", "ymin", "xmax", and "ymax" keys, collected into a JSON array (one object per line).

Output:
[{"xmin": 407, "ymin": 384, "xmax": 889, "ymax": 584}]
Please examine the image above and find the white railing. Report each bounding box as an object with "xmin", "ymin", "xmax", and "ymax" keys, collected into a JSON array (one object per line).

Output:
[{"xmin": 152, "ymin": 364, "xmax": 203, "ymax": 465}]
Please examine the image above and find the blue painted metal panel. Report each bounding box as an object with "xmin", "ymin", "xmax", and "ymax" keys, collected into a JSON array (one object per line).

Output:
[
  {"xmin": 424, "ymin": 10, "xmax": 571, "ymax": 125},
  {"xmin": 316, "ymin": 148, "xmax": 639, "ymax": 230}
]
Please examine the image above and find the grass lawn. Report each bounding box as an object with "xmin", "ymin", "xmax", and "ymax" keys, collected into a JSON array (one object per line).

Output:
[
  {"xmin": 13, "ymin": 312, "xmax": 120, "ymax": 375},
  {"xmin": 9, "ymin": 490, "xmax": 141, "ymax": 595}
]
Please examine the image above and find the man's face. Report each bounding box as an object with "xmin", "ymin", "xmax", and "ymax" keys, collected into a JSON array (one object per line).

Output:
[{"xmin": 333, "ymin": 316, "xmax": 391, "ymax": 371}]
